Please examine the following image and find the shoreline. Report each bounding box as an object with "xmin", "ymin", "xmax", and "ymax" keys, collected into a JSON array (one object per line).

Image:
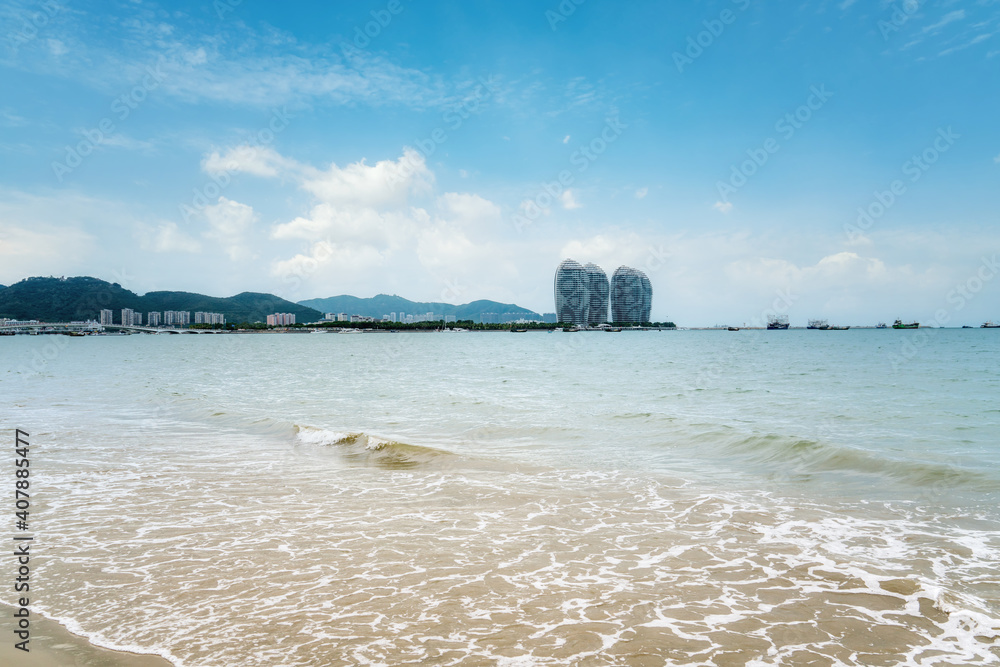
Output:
[{"xmin": 0, "ymin": 604, "xmax": 173, "ymax": 667}]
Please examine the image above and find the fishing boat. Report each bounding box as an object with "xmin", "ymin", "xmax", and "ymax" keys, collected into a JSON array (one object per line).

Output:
[
  {"xmin": 876, "ymin": 322, "xmax": 888, "ymax": 329},
  {"xmin": 982, "ymin": 321, "xmax": 1000, "ymax": 329},
  {"xmin": 807, "ymin": 319, "xmax": 828, "ymax": 330},
  {"xmin": 767, "ymin": 315, "xmax": 789, "ymax": 330},
  {"xmin": 727, "ymin": 326, "xmax": 740, "ymax": 331},
  {"xmin": 892, "ymin": 319, "xmax": 919, "ymax": 329},
  {"xmin": 826, "ymin": 325, "xmax": 850, "ymax": 330}
]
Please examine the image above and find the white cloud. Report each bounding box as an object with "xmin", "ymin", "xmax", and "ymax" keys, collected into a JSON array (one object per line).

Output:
[
  {"xmin": 0, "ymin": 223, "xmax": 95, "ymax": 272},
  {"xmin": 923, "ymin": 10, "xmax": 965, "ymax": 34},
  {"xmin": 47, "ymin": 39, "xmax": 68, "ymax": 57},
  {"xmin": 634, "ymin": 187, "xmax": 648, "ymax": 199},
  {"xmin": 560, "ymin": 232, "xmax": 651, "ymax": 273},
  {"xmin": 271, "ymin": 241, "xmax": 387, "ymax": 284},
  {"xmin": 139, "ymin": 222, "xmax": 202, "ymax": 254},
  {"xmin": 562, "ymin": 135, "xmax": 570, "ymax": 144},
  {"xmin": 203, "ymin": 197, "xmax": 256, "ymax": 260},
  {"xmin": 100, "ymin": 133, "xmax": 155, "ymax": 152},
  {"xmin": 300, "ymin": 148, "xmax": 433, "ymax": 209},
  {"xmin": 202, "ymin": 145, "xmax": 298, "ymax": 179},
  {"xmin": 437, "ymin": 192, "xmax": 501, "ymax": 226},
  {"xmin": 271, "ymin": 205, "xmax": 424, "ymax": 247},
  {"xmin": 713, "ymin": 201, "xmax": 733, "ymax": 214},
  {"xmin": 4, "ymin": 11, "xmax": 455, "ymax": 110},
  {"xmin": 560, "ymin": 189, "xmax": 581, "ymax": 210}
]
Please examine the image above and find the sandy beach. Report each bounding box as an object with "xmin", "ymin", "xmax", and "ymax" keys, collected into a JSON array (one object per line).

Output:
[{"xmin": 1, "ymin": 605, "xmax": 172, "ymax": 667}]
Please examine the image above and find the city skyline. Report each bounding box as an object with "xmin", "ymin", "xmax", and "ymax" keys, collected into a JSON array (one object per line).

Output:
[{"xmin": 1, "ymin": 1, "xmax": 998, "ymax": 325}]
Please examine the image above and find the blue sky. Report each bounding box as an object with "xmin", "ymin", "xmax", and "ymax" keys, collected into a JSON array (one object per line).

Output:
[{"xmin": 1, "ymin": 0, "xmax": 998, "ymax": 325}]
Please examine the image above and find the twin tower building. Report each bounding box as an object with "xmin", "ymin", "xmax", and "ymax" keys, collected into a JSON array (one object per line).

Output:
[{"xmin": 554, "ymin": 259, "xmax": 653, "ymax": 326}]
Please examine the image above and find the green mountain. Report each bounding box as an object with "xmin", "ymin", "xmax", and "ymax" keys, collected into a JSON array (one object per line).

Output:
[
  {"xmin": 299, "ymin": 294, "xmax": 541, "ymax": 321},
  {"xmin": 0, "ymin": 277, "xmax": 322, "ymax": 323}
]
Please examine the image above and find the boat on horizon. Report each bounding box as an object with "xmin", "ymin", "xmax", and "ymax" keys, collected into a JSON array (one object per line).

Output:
[
  {"xmin": 982, "ymin": 321, "xmax": 1000, "ymax": 328},
  {"xmin": 767, "ymin": 315, "xmax": 789, "ymax": 330},
  {"xmin": 825, "ymin": 325, "xmax": 850, "ymax": 330},
  {"xmin": 876, "ymin": 322, "xmax": 888, "ymax": 329},
  {"xmin": 893, "ymin": 319, "xmax": 919, "ymax": 329},
  {"xmin": 807, "ymin": 319, "xmax": 828, "ymax": 330},
  {"xmin": 727, "ymin": 326, "xmax": 740, "ymax": 331}
]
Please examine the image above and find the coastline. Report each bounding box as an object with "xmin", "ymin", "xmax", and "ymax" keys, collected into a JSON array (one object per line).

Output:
[{"xmin": 0, "ymin": 605, "xmax": 173, "ymax": 667}]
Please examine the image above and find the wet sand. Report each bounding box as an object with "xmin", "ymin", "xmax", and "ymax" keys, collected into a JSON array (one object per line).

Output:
[{"xmin": 1, "ymin": 605, "xmax": 172, "ymax": 667}]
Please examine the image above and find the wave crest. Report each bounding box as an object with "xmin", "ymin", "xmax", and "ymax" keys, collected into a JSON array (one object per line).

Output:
[{"xmin": 294, "ymin": 426, "xmax": 457, "ymax": 469}]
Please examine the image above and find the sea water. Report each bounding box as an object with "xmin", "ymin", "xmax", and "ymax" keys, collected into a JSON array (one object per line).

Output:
[{"xmin": 1, "ymin": 329, "xmax": 998, "ymax": 665}]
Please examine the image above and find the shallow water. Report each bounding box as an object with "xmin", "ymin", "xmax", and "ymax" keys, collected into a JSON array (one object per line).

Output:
[{"xmin": 2, "ymin": 330, "xmax": 998, "ymax": 665}]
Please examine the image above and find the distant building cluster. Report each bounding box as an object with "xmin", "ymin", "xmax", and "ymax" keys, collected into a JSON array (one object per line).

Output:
[
  {"xmin": 363, "ymin": 311, "xmax": 442, "ymax": 324},
  {"xmin": 194, "ymin": 312, "xmax": 225, "ymax": 325},
  {"xmin": 554, "ymin": 259, "xmax": 652, "ymax": 325},
  {"xmin": 121, "ymin": 308, "xmax": 142, "ymax": 326},
  {"xmin": 98, "ymin": 308, "xmax": 208, "ymax": 327},
  {"xmin": 478, "ymin": 312, "xmax": 537, "ymax": 324},
  {"xmin": 267, "ymin": 313, "xmax": 296, "ymax": 326},
  {"xmin": 164, "ymin": 311, "xmax": 191, "ymax": 326}
]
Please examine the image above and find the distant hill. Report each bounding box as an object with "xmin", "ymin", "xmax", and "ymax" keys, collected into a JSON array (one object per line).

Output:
[
  {"xmin": 299, "ymin": 293, "xmax": 541, "ymax": 321},
  {"xmin": 0, "ymin": 277, "xmax": 322, "ymax": 323}
]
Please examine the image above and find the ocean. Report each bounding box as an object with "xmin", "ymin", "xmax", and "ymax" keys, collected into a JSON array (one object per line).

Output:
[{"xmin": 2, "ymin": 329, "xmax": 999, "ymax": 665}]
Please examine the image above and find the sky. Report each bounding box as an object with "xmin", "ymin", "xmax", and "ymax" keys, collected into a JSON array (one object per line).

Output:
[{"xmin": 1, "ymin": 0, "xmax": 998, "ymax": 325}]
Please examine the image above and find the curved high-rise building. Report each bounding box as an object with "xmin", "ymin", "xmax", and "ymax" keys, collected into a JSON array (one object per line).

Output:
[
  {"xmin": 554, "ymin": 259, "xmax": 589, "ymax": 326},
  {"xmin": 610, "ymin": 266, "xmax": 652, "ymax": 323},
  {"xmin": 584, "ymin": 263, "xmax": 609, "ymax": 326}
]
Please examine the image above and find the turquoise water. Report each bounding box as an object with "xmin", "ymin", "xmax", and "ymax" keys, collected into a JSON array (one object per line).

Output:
[{"xmin": 2, "ymin": 330, "xmax": 999, "ymax": 664}]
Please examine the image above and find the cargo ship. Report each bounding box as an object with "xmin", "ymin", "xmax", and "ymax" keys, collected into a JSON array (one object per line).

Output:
[
  {"xmin": 892, "ymin": 319, "xmax": 919, "ymax": 329},
  {"xmin": 767, "ymin": 315, "xmax": 789, "ymax": 330}
]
